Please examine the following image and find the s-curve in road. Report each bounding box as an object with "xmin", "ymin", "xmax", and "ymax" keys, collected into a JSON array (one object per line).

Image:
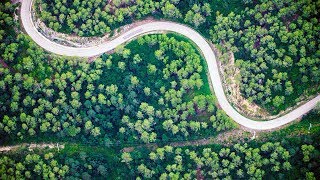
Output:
[{"xmin": 21, "ymin": 0, "xmax": 320, "ymax": 130}]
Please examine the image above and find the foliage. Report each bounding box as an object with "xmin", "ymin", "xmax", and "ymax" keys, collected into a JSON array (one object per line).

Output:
[
  {"xmin": 210, "ymin": 0, "xmax": 320, "ymax": 113},
  {"xmin": 0, "ymin": 1, "xmax": 319, "ymax": 179},
  {"xmin": 36, "ymin": 0, "xmax": 184, "ymax": 36},
  {"xmin": 0, "ymin": 152, "xmax": 69, "ymax": 179},
  {"xmin": 1, "ymin": 6, "xmax": 235, "ymax": 145},
  {"xmin": 123, "ymin": 141, "xmax": 320, "ymax": 179}
]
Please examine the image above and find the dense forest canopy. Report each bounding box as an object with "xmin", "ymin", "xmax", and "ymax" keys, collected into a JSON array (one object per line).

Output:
[
  {"xmin": 35, "ymin": 0, "xmax": 320, "ymax": 114},
  {"xmin": 1, "ymin": 134, "xmax": 319, "ymax": 179},
  {"xmin": 1, "ymin": 1, "xmax": 235, "ymax": 146},
  {"xmin": 123, "ymin": 142, "xmax": 320, "ymax": 179},
  {"xmin": 211, "ymin": 0, "xmax": 320, "ymax": 113},
  {"xmin": 0, "ymin": 0, "xmax": 319, "ymax": 179},
  {"xmin": 36, "ymin": 0, "xmax": 212, "ymax": 36}
]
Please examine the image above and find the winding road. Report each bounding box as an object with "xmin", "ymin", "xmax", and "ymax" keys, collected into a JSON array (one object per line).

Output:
[{"xmin": 21, "ymin": 0, "xmax": 320, "ymax": 130}]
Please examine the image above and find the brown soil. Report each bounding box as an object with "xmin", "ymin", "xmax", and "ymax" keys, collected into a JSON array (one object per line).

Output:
[
  {"xmin": 11, "ymin": 0, "xmax": 21, "ymax": 4},
  {"xmin": 284, "ymin": 14, "xmax": 299, "ymax": 31},
  {"xmin": 209, "ymin": 41, "xmax": 319, "ymax": 121},
  {"xmin": 197, "ymin": 167, "xmax": 204, "ymax": 180},
  {"xmin": 0, "ymin": 58, "xmax": 9, "ymax": 68},
  {"xmin": 33, "ymin": 7, "xmax": 156, "ymax": 50},
  {"xmin": 0, "ymin": 58, "xmax": 15, "ymax": 73},
  {"xmin": 122, "ymin": 128, "xmax": 254, "ymax": 153},
  {"xmin": 209, "ymin": 43, "xmax": 271, "ymax": 119},
  {"xmin": 0, "ymin": 143, "xmax": 64, "ymax": 153}
]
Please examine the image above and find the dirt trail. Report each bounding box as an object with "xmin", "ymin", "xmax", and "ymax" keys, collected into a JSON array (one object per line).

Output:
[
  {"xmin": 122, "ymin": 129, "xmax": 253, "ymax": 152},
  {"xmin": 0, "ymin": 143, "xmax": 64, "ymax": 152},
  {"xmin": 0, "ymin": 129, "xmax": 254, "ymax": 153}
]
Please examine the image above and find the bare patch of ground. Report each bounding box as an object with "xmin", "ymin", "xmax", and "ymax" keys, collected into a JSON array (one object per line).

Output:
[
  {"xmin": 32, "ymin": 4, "xmax": 156, "ymax": 49},
  {"xmin": 210, "ymin": 43, "xmax": 319, "ymax": 120},
  {"xmin": 122, "ymin": 143, "xmax": 159, "ymax": 153},
  {"xmin": 122, "ymin": 128, "xmax": 254, "ymax": 153},
  {"xmin": 0, "ymin": 143, "xmax": 64, "ymax": 153},
  {"xmin": 0, "ymin": 58, "xmax": 9, "ymax": 68},
  {"xmin": 0, "ymin": 58, "xmax": 16, "ymax": 73},
  {"xmin": 210, "ymin": 43, "xmax": 270, "ymax": 119},
  {"xmin": 170, "ymin": 129, "xmax": 253, "ymax": 147},
  {"xmin": 11, "ymin": 0, "xmax": 21, "ymax": 4}
]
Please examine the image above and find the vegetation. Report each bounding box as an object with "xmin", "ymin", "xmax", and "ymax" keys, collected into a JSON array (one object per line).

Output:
[
  {"xmin": 36, "ymin": 0, "xmax": 319, "ymax": 114},
  {"xmin": 0, "ymin": 152, "xmax": 69, "ymax": 179},
  {"xmin": 36, "ymin": 0, "xmax": 212, "ymax": 36},
  {"xmin": 0, "ymin": 1, "xmax": 319, "ymax": 179},
  {"xmin": 211, "ymin": 0, "xmax": 320, "ymax": 113},
  {"xmin": 123, "ymin": 142, "xmax": 317, "ymax": 179},
  {"xmin": 35, "ymin": 0, "xmax": 248, "ymax": 37},
  {"xmin": 1, "ymin": 113, "xmax": 319, "ymax": 179},
  {"xmin": 1, "ymin": 2, "xmax": 236, "ymax": 146}
]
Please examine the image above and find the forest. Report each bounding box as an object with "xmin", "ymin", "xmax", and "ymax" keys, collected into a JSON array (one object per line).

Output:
[
  {"xmin": 35, "ymin": 0, "xmax": 212, "ymax": 36},
  {"xmin": 0, "ymin": 0, "xmax": 319, "ymax": 179},
  {"xmin": 123, "ymin": 142, "xmax": 319, "ymax": 179},
  {"xmin": 1, "ymin": 2, "xmax": 235, "ymax": 146},
  {"xmin": 35, "ymin": 0, "xmax": 320, "ymax": 114},
  {"xmin": 1, "ymin": 114, "xmax": 320, "ymax": 179},
  {"xmin": 211, "ymin": 0, "xmax": 320, "ymax": 113}
]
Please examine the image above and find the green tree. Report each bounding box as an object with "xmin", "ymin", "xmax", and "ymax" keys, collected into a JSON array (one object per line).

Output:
[
  {"xmin": 121, "ymin": 152, "xmax": 133, "ymax": 164},
  {"xmin": 272, "ymin": 96, "xmax": 285, "ymax": 108},
  {"xmin": 161, "ymin": 2, "xmax": 181, "ymax": 19}
]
